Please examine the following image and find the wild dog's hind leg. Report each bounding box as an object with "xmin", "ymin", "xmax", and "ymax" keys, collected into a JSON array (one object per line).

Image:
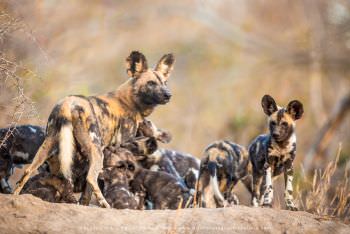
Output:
[
  {"xmin": 251, "ymin": 172, "xmax": 263, "ymax": 207},
  {"xmin": 284, "ymin": 164, "xmax": 298, "ymax": 211},
  {"xmin": 72, "ymin": 111, "xmax": 109, "ymax": 208},
  {"xmin": 13, "ymin": 137, "xmax": 54, "ymax": 195}
]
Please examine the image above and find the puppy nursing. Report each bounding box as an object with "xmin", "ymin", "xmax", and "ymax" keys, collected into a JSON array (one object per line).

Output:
[
  {"xmin": 102, "ymin": 145, "xmax": 192, "ymax": 210},
  {"xmin": 0, "ymin": 50, "xmax": 305, "ymax": 212},
  {"xmin": 140, "ymin": 149, "xmax": 200, "ymax": 192},
  {"xmin": 101, "ymin": 147, "xmax": 139, "ymax": 209}
]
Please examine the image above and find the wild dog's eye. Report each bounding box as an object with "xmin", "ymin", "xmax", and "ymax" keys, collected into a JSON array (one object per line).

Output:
[
  {"xmin": 270, "ymin": 121, "xmax": 276, "ymax": 126},
  {"xmin": 128, "ymin": 164, "xmax": 135, "ymax": 171},
  {"xmin": 281, "ymin": 122, "xmax": 288, "ymax": 127},
  {"xmin": 147, "ymin": 81, "xmax": 157, "ymax": 86},
  {"xmin": 116, "ymin": 163, "xmax": 126, "ymax": 170}
]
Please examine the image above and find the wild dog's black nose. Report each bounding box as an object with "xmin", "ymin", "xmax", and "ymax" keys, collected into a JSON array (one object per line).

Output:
[
  {"xmin": 163, "ymin": 91, "xmax": 172, "ymax": 100},
  {"xmin": 272, "ymin": 133, "xmax": 280, "ymax": 139}
]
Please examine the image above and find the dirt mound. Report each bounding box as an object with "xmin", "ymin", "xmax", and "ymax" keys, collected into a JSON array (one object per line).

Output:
[{"xmin": 0, "ymin": 194, "xmax": 348, "ymax": 234}]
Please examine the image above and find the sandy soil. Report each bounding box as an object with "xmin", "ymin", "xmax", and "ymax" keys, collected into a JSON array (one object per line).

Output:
[{"xmin": 0, "ymin": 194, "xmax": 348, "ymax": 234}]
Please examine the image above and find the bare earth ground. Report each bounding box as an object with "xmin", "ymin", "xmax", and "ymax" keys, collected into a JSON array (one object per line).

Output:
[{"xmin": 0, "ymin": 194, "xmax": 348, "ymax": 234}]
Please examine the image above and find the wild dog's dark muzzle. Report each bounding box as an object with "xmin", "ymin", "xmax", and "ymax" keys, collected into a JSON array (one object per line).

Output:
[{"xmin": 160, "ymin": 89, "xmax": 172, "ymax": 103}]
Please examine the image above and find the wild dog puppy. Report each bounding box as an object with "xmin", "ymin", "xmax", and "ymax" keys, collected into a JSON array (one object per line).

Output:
[
  {"xmin": 140, "ymin": 149, "xmax": 200, "ymax": 193},
  {"xmin": 198, "ymin": 140, "xmax": 251, "ymax": 208},
  {"xmin": 136, "ymin": 119, "xmax": 172, "ymax": 144},
  {"xmin": 130, "ymin": 168, "xmax": 192, "ymax": 210},
  {"xmin": 13, "ymin": 51, "xmax": 175, "ymax": 208},
  {"xmin": 0, "ymin": 125, "xmax": 45, "ymax": 193},
  {"xmin": 120, "ymin": 118, "xmax": 171, "ymax": 159},
  {"xmin": 101, "ymin": 147, "xmax": 139, "ymax": 209},
  {"xmin": 21, "ymin": 172, "xmax": 60, "ymax": 203},
  {"xmin": 0, "ymin": 156, "xmax": 12, "ymax": 194},
  {"xmin": 249, "ymin": 95, "xmax": 303, "ymax": 210},
  {"xmin": 21, "ymin": 171, "xmax": 77, "ymax": 203},
  {"xmin": 121, "ymin": 136, "xmax": 158, "ymax": 159}
]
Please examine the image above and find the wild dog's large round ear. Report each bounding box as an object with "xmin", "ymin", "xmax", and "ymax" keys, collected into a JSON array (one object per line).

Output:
[
  {"xmin": 287, "ymin": 100, "xmax": 304, "ymax": 120},
  {"xmin": 261, "ymin": 95, "xmax": 278, "ymax": 116},
  {"xmin": 155, "ymin": 53, "xmax": 175, "ymax": 79},
  {"xmin": 125, "ymin": 51, "xmax": 148, "ymax": 78}
]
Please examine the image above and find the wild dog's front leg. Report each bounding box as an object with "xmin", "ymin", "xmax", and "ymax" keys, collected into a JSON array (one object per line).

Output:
[
  {"xmin": 284, "ymin": 165, "xmax": 298, "ymax": 211},
  {"xmin": 251, "ymin": 172, "xmax": 263, "ymax": 207},
  {"xmin": 262, "ymin": 163, "xmax": 274, "ymax": 207}
]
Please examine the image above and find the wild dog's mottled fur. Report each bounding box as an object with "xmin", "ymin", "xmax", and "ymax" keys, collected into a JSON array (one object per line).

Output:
[
  {"xmin": 101, "ymin": 147, "xmax": 138, "ymax": 209},
  {"xmin": 121, "ymin": 136, "xmax": 158, "ymax": 159},
  {"xmin": 130, "ymin": 168, "xmax": 192, "ymax": 210},
  {"xmin": 0, "ymin": 125, "xmax": 45, "ymax": 193},
  {"xmin": 13, "ymin": 51, "xmax": 175, "ymax": 208},
  {"xmin": 249, "ymin": 95, "xmax": 303, "ymax": 210},
  {"xmin": 198, "ymin": 140, "xmax": 251, "ymax": 208},
  {"xmin": 21, "ymin": 171, "xmax": 77, "ymax": 203},
  {"xmin": 140, "ymin": 149, "xmax": 200, "ymax": 192},
  {"xmin": 137, "ymin": 119, "xmax": 172, "ymax": 144}
]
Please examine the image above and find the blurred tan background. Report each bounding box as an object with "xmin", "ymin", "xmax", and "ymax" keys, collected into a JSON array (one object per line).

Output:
[{"xmin": 0, "ymin": 0, "xmax": 349, "ymax": 176}]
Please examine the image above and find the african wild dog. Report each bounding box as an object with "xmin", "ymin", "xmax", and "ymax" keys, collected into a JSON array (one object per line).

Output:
[
  {"xmin": 13, "ymin": 51, "xmax": 175, "ymax": 208},
  {"xmin": 140, "ymin": 149, "xmax": 200, "ymax": 193},
  {"xmin": 121, "ymin": 136, "xmax": 158, "ymax": 159},
  {"xmin": 119, "ymin": 118, "xmax": 171, "ymax": 159},
  {"xmin": 101, "ymin": 147, "xmax": 139, "ymax": 209},
  {"xmin": 197, "ymin": 140, "xmax": 251, "ymax": 208},
  {"xmin": 130, "ymin": 167, "xmax": 192, "ymax": 210},
  {"xmin": 136, "ymin": 118, "xmax": 172, "ymax": 144},
  {"xmin": 21, "ymin": 171, "xmax": 77, "ymax": 203},
  {"xmin": 249, "ymin": 95, "xmax": 303, "ymax": 210},
  {"xmin": 0, "ymin": 125, "xmax": 45, "ymax": 193}
]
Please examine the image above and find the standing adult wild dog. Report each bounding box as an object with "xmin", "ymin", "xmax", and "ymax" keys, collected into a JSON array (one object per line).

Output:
[
  {"xmin": 249, "ymin": 95, "xmax": 303, "ymax": 210},
  {"xmin": 14, "ymin": 51, "xmax": 175, "ymax": 208}
]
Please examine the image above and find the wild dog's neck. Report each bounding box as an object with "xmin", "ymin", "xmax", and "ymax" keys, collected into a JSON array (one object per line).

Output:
[
  {"xmin": 108, "ymin": 80, "xmax": 154, "ymax": 117},
  {"xmin": 270, "ymin": 133, "xmax": 296, "ymax": 149}
]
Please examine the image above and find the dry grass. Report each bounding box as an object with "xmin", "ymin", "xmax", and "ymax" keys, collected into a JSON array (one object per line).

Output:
[{"xmin": 296, "ymin": 145, "xmax": 350, "ymax": 223}]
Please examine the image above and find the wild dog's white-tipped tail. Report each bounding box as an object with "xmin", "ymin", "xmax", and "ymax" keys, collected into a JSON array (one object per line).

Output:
[
  {"xmin": 208, "ymin": 161, "xmax": 225, "ymax": 203},
  {"xmin": 59, "ymin": 123, "xmax": 74, "ymax": 180}
]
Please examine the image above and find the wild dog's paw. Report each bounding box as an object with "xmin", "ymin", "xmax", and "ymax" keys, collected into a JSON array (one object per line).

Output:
[
  {"xmin": 262, "ymin": 203, "xmax": 272, "ymax": 208},
  {"xmin": 251, "ymin": 197, "xmax": 260, "ymax": 207},
  {"xmin": 222, "ymin": 200, "xmax": 230, "ymax": 208},
  {"xmin": 286, "ymin": 200, "xmax": 298, "ymax": 211},
  {"xmin": 98, "ymin": 198, "xmax": 111, "ymax": 208},
  {"xmin": 227, "ymin": 193, "xmax": 240, "ymax": 205}
]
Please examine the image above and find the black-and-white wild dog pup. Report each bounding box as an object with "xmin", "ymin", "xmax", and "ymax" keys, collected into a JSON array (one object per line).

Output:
[
  {"xmin": 198, "ymin": 141, "xmax": 251, "ymax": 208},
  {"xmin": 13, "ymin": 51, "xmax": 175, "ymax": 208},
  {"xmin": 140, "ymin": 149, "xmax": 200, "ymax": 193},
  {"xmin": 249, "ymin": 94, "xmax": 304, "ymax": 210},
  {"xmin": 130, "ymin": 168, "xmax": 192, "ymax": 210},
  {"xmin": 0, "ymin": 125, "xmax": 45, "ymax": 193}
]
